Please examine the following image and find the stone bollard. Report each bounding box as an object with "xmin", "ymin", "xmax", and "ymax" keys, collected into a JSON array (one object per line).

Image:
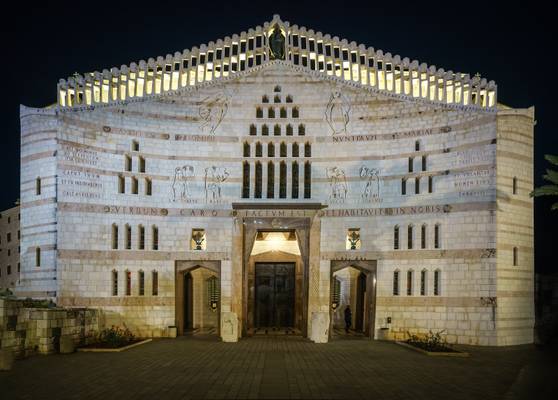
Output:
[
  {"xmin": 59, "ymin": 336, "xmax": 75, "ymax": 354},
  {"xmin": 0, "ymin": 349, "xmax": 15, "ymax": 371}
]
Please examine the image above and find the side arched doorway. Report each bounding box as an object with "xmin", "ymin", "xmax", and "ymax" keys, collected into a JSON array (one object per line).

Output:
[
  {"xmin": 175, "ymin": 261, "xmax": 221, "ymax": 336},
  {"xmin": 329, "ymin": 260, "xmax": 377, "ymax": 339}
]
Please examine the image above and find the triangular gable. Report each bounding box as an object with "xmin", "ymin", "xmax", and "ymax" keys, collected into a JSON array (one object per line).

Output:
[{"xmin": 57, "ymin": 15, "xmax": 496, "ymax": 112}]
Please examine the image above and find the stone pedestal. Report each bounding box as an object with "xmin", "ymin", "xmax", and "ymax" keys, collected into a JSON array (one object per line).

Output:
[
  {"xmin": 168, "ymin": 326, "xmax": 177, "ymax": 338},
  {"xmin": 59, "ymin": 336, "xmax": 75, "ymax": 354},
  {"xmin": 0, "ymin": 349, "xmax": 14, "ymax": 370},
  {"xmin": 310, "ymin": 311, "xmax": 329, "ymax": 343},
  {"xmin": 220, "ymin": 312, "xmax": 238, "ymax": 342}
]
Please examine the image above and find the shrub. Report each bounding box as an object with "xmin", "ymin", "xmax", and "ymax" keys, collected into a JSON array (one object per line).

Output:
[
  {"xmin": 406, "ymin": 330, "xmax": 456, "ymax": 352},
  {"xmin": 96, "ymin": 326, "xmax": 135, "ymax": 348}
]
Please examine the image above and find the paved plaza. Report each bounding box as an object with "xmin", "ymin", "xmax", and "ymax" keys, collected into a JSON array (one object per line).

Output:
[{"xmin": 0, "ymin": 336, "xmax": 555, "ymax": 400}]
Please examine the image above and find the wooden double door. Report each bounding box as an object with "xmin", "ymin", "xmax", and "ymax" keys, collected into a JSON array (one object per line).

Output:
[{"xmin": 255, "ymin": 262, "xmax": 295, "ymax": 328}]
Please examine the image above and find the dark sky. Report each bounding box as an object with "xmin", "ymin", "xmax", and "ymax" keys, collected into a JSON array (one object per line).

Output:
[{"xmin": 1, "ymin": 1, "xmax": 556, "ymax": 272}]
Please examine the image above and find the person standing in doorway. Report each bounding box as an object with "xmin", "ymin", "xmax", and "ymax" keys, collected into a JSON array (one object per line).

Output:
[{"xmin": 344, "ymin": 305, "xmax": 352, "ymax": 334}]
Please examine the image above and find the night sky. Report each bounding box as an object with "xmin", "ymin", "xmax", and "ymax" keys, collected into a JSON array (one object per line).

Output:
[{"xmin": 1, "ymin": 2, "xmax": 556, "ymax": 273}]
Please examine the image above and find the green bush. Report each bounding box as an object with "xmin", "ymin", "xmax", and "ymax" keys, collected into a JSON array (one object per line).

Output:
[
  {"xmin": 96, "ymin": 326, "xmax": 135, "ymax": 348},
  {"xmin": 406, "ymin": 330, "xmax": 456, "ymax": 352}
]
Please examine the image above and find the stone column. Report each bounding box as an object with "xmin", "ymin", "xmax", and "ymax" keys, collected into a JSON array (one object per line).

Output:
[{"xmin": 307, "ymin": 213, "xmax": 328, "ymax": 342}]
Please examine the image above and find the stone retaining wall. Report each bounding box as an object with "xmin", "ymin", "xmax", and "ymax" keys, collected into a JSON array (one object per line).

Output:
[{"xmin": 0, "ymin": 298, "xmax": 102, "ymax": 357}]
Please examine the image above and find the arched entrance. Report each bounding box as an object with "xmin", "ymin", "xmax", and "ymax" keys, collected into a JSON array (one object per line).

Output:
[
  {"xmin": 329, "ymin": 260, "xmax": 377, "ymax": 339},
  {"xmin": 175, "ymin": 261, "xmax": 221, "ymax": 336}
]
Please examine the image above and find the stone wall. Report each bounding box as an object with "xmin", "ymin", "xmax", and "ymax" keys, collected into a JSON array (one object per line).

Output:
[
  {"xmin": 0, "ymin": 298, "xmax": 102, "ymax": 357},
  {"xmin": 0, "ymin": 205, "xmax": 20, "ymax": 290}
]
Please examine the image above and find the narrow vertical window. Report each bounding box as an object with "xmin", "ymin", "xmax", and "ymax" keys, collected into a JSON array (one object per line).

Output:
[
  {"xmin": 145, "ymin": 178, "xmax": 152, "ymax": 196},
  {"xmin": 125, "ymin": 224, "xmax": 132, "ymax": 249},
  {"xmin": 274, "ymin": 95, "xmax": 281, "ymax": 103},
  {"xmin": 280, "ymin": 107, "xmax": 287, "ymax": 118},
  {"xmin": 401, "ymin": 178, "xmax": 407, "ymax": 195},
  {"xmin": 406, "ymin": 270, "xmax": 414, "ymax": 295},
  {"xmin": 36, "ymin": 177, "xmax": 41, "ymax": 195},
  {"xmin": 512, "ymin": 177, "xmax": 518, "ymax": 195},
  {"xmin": 513, "ymin": 247, "xmax": 518, "ymax": 266},
  {"xmin": 249, "ymin": 124, "xmax": 257, "ymax": 135},
  {"xmin": 262, "ymin": 95, "xmax": 269, "ymax": 103},
  {"xmin": 298, "ymin": 124, "xmax": 305, "ymax": 135},
  {"xmin": 304, "ymin": 142, "xmax": 311, "ymax": 157},
  {"xmin": 286, "ymin": 124, "xmax": 293, "ymax": 136},
  {"xmin": 428, "ymin": 176, "xmax": 433, "ymax": 193},
  {"xmin": 132, "ymin": 140, "xmax": 139, "ymax": 151},
  {"xmin": 434, "ymin": 224, "xmax": 441, "ymax": 249},
  {"xmin": 131, "ymin": 177, "xmax": 138, "ymax": 194},
  {"xmin": 152, "ymin": 226, "xmax": 159, "ymax": 250},
  {"xmin": 393, "ymin": 270, "xmax": 400, "ymax": 296},
  {"xmin": 112, "ymin": 270, "xmax": 118, "ymax": 296},
  {"xmin": 152, "ymin": 271, "xmax": 159, "ymax": 296},
  {"xmin": 280, "ymin": 142, "xmax": 287, "ymax": 157},
  {"xmin": 118, "ymin": 175, "xmax": 125, "ymax": 194},
  {"xmin": 415, "ymin": 177, "xmax": 420, "ymax": 194},
  {"xmin": 267, "ymin": 162, "xmax": 275, "ymax": 198},
  {"xmin": 268, "ymin": 107, "xmax": 275, "ymax": 118},
  {"xmin": 394, "ymin": 226, "xmax": 400, "ymax": 249},
  {"xmin": 255, "ymin": 162, "xmax": 262, "ymax": 198},
  {"xmin": 408, "ymin": 157, "xmax": 414, "ymax": 173},
  {"xmin": 125, "ymin": 270, "xmax": 131, "ymax": 296},
  {"xmin": 407, "ymin": 225, "xmax": 413, "ymax": 249},
  {"xmin": 256, "ymin": 107, "xmax": 263, "ymax": 118},
  {"xmin": 255, "ymin": 142, "xmax": 262, "ymax": 157},
  {"xmin": 286, "ymin": 95, "xmax": 293, "ymax": 103},
  {"xmin": 292, "ymin": 143, "xmax": 299, "ymax": 157},
  {"xmin": 304, "ymin": 162, "xmax": 311, "ymax": 198},
  {"xmin": 274, "ymin": 124, "xmax": 281, "ymax": 135},
  {"xmin": 434, "ymin": 270, "xmax": 441, "ymax": 296},
  {"xmin": 138, "ymin": 271, "xmax": 145, "ymax": 296},
  {"xmin": 138, "ymin": 225, "xmax": 145, "ymax": 250},
  {"xmin": 139, "ymin": 156, "xmax": 146, "ymax": 173},
  {"xmin": 268, "ymin": 142, "xmax": 275, "ymax": 157},
  {"xmin": 242, "ymin": 162, "xmax": 250, "ymax": 198},
  {"xmin": 36, "ymin": 247, "xmax": 41, "ymax": 267},
  {"xmin": 262, "ymin": 124, "xmax": 269, "ymax": 135},
  {"xmin": 420, "ymin": 270, "xmax": 427, "ymax": 295},
  {"xmin": 292, "ymin": 107, "xmax": 299, "ymax": 118},
  {"xmin": 112, "ymin": 224, "xmax": 119, "ymax": 249},
  {"xmin": 415, "ymin": 140, "xmax": 420, "ymax": 151},
  {"xmin": 125, "ymin": 155, "xmax": 132, "ymax": 171},
  {"xmin": 292, "ymin": 162, "xmax": 299, "ymax": 199},
  {"xmin": 279, "ymin": 161, "xmax": 287, "ymax": 198},
  {"xmin": 422, "ymin": 155, "xmax": 427, "ymax": 171},
  {"xmin": 243, "ymin": 142, "xmax": 250, "ymax": 157},
  {"xmin": 421, "ymin": 224, "xmax": 427, "ymax": 249}
]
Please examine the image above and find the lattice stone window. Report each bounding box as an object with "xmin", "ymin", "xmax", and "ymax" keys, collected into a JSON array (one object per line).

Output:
[
  {"xmin": 112, "ymin": 270, "xmax": 118, "ymax": 296},
  {"xmin": 406, "ymin": 270, "xmax": 414, "ymax": 296},
  {"xmin": 420, "ymin": 269, "xmax": 427, "ymax": 296},
  {"xmin": 434, "ymin": 269, "xmax": 441, "ymax": 296},
  {"xmin": 207, "ymin": 276, "xmax": 220, "ymax": 312},
  {"xmin": 393, "ymin": 270, "xmax": 400, "ymax": 296},
  {"xmin": 191, "ymin": 229, "xmax": 206, "ymax": 250},
  {"xmin": 332, "ymin": 277, "xmax": 341, "ymax": 309},
  {"xmin": 125, "ymin": 270, "xmax": 131, "ymax": 296},
  {"xmin": 138, "ymin": 271, "xmax": 145, "ymax": 296},
  {"xmin": 346, "ymin": 228, "xmax": 361, "ymax": 250},
  {"xmin": 152, "ymin": 271, "xmax": 159, "ymax": 296}
]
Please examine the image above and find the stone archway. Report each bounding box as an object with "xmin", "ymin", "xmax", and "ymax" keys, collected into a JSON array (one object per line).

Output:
[
  {"xmin": 329, "ymin": 260, "xmax": 377, "ymax": 339},
  {"xmin": 175, "ymin": 260, "xmax": 221, "ymax": 336}
]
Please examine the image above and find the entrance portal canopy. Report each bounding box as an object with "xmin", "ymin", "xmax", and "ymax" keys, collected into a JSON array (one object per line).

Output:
[{"xmin": 57, "ymin": 15, "xmax": 496, "ymax": 111}]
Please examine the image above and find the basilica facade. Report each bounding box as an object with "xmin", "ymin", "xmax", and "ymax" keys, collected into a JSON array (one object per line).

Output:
[{"xmin": 17, "ymin": 16, "xmax": 534, "ymax": 345}]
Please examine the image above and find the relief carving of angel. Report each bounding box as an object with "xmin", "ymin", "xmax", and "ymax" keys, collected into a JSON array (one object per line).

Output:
[{"xmin": 325, "ymin": 90, "xmax": 351, "ymax": 135}]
